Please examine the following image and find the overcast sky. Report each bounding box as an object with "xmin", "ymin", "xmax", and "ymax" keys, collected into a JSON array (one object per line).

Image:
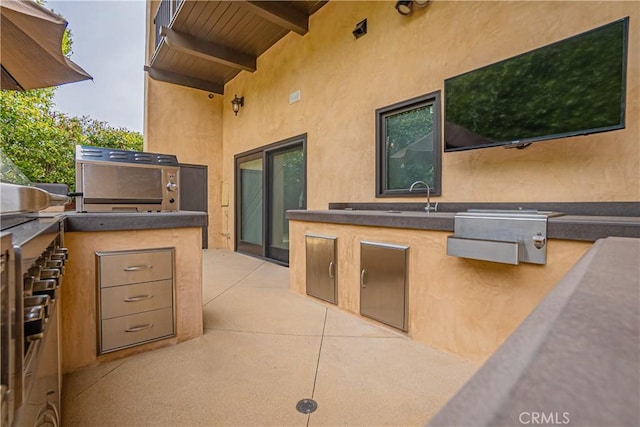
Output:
[{"xmin": 47, "ymin": 0, "xmax": 146, "ymax": 133}]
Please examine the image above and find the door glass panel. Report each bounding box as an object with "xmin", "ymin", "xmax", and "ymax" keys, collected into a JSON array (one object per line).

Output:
[
  {"xmin": 239, "ymin": 158, "xmax": 263, "ymax": 246},
  {"xmin": 268, "ymin": 147, "xmax": 304, "ymax": 260},
  {"xmin": 385, "ymin": 103, "xmax": 435, "ymax": 191}
]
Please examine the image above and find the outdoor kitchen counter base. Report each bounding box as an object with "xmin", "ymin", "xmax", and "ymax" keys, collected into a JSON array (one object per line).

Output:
[
  {"xmin": 285, "ymin": 209, "xmax": 640, "ymax": 363},
  {"xmin": 61, "ymin": 214, "xmax": 205, "ymax": 373},
  {"xmin": 64, "ymin": 210, "xmax": 207, "ymax": 232}
]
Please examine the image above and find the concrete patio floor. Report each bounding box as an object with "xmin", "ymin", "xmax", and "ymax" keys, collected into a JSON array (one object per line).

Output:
[{"xmin": 62, "ymin": 249, "xmax": 477, "ymax": 426}]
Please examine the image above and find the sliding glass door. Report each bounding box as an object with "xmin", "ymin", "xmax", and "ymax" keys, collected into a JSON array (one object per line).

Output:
[
  {"xmin": 237, "ymin": 154, "xmax": 263, "ymax": 256},
  {"xmin": 267, "ymin": 145, "xmax": 305, "ymax": 262},
  {"xmin": 235, "ymin": 135, "xmax": 306, "ymax": 264}
]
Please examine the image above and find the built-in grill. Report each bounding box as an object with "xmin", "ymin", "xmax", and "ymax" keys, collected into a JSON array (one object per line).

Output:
[
  {"xmin": 1, "ymin": 187, "xmax": 67, "ymax": 427},
  {"xmin": 12, "ymin": 222, "xmax": 65, "ymax": 426},
  {"xmin": 75, "ymin": 145, "xmax": 180, "ymax": 213}
]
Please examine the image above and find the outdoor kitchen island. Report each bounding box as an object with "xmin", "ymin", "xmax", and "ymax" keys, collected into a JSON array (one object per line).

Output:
[
  {"xmin": 60, "ymin": 211, "xmax": 207, "ymax": 373},
  {"xmin": 287, "ymin": 203, "xmax": 639, "ymax": 363}
]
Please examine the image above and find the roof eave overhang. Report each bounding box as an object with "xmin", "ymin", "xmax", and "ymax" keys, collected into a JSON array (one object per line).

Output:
[{"xmin": 145, "ymin": 0, "xmax": 327, "ymax": 94}]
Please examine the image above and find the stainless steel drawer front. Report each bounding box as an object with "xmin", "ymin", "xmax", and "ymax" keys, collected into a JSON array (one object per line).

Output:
[
  {"xmin": 447, "ymin": 236, "xmax": 520, "ymax": 265},
  {"xmin": 101, "ymin": 307, "xmax": 174, "ymax": 353},
  {"xmin": 100, "ymin": 280, "xmax": 173, "ymax": 319},
  {"xmin": 98, "ymin": 249, "xmax": 173, "ymax": 287},
  {"xmin": 96, "ymin": 248, "xmax": 175, "ymax": 354}
]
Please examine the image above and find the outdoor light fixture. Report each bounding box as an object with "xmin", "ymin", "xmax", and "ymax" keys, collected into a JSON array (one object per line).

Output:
[
  {"xmin": 414, "ymin": 0, "xmax": 430, "ymax": 7},
  {"xmin": 353, "ymin": 19, "xmax": 367, "ymax": 39},
  {"xmin": 231, "ymin": 94, "xmax": 244, "ymax": 116},
  {"xmin": 395, "ymin": 0, "xmax": 413, "ymax": 15}
]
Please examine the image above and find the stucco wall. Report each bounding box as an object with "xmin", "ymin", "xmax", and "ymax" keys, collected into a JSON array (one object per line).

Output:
[
  {"xmin": 145, "ymin": 1, "xmax": 639, "ymax": 250},
  {"xmin": 144, "ymin": 2, "xmax": 225, "ymax": 248},
  {"xmin": 144, "ymin": 79, "xmax": 224, "ymax": 248}
]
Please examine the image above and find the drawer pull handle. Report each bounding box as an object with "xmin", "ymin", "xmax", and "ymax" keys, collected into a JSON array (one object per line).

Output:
[
  {"xmin": 125, "ymin": 323, "xmax": 153, "ymax": 333},
  {"xmin": 123, "ymin": 294, "xmax": 153, "ymax": 302},
  {"xmin": 42, "ymin": 413, "xmax": 58, "ymax": 427},
  {"xmin": 47, "ymin": 401, "xmax": 60, "ymax": 425},
  {"xmin": 123, "ymin": 265, "xmax": 153, "ymax": 272}
]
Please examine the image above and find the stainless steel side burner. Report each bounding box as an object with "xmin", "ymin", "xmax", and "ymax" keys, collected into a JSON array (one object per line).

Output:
[{"xmin": 447, "ymin": 209, "xmax": 563, "ymax": 265}]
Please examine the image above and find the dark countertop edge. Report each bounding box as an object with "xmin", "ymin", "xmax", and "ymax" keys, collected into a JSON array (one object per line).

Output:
[
  {"xmin": 427, "ymin": 236, "xmax": 640, "ymax": 427},
  {"xmin": 286, "ymin": 210, "xmax": 640, "ymax": 242},
  {"xmin": 329, "ymin": 201, "xmax": 640, "ymax": 217},
  {"xmin": 63, "ymin": 211, "xmax": 208, "ymax": 232},
  {"xmin": 1, "ymin": 215, "xmax": 64, "ymax": 247}
]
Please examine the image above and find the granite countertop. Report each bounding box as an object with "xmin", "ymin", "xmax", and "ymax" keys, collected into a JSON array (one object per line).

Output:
[
  {"xmin": 1, "ymin": 211, "xmax": 207, "ymax": 240},
  {"xmin": 286, "ymin": 209, "xmax": 640, "ymax": 242},
  {"xmin": 0, "ymin": 213, "xmax": 64, "ymax": 246},
  {"xmin": 64, "ymin": 211, "xmax": 208, "ymax": 232}
]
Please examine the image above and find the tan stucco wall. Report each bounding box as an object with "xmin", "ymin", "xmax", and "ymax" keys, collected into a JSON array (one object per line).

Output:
[
  {"xmin": 222, "ymin": 1, "xmax": 640, "ymax": 208},
  {"xmin": 144, "ymin": 1, "xmax": 225, "ymax": 248},
  {"xmin": 144, "ymin": 79, "xmax": 225, "ymax": 248},
  {"xmin": 145, "ymin": 1, "xmax": 639, "ymax": 251},
  {"xmin": 61, "ymin": 228, "xmax": 203, "ymax": 373},
  {"xmin": 289, "ymin": 220, "xmax": 592, "ymax": 362}
]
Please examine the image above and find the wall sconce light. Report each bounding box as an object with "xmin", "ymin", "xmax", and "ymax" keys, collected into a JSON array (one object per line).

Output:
[
  {"xmin": 353, "ymin": 18, "xmax": 367, "ymax": 39},
  {"xmin": 231, "ymin": 94, "xmax": 244, "ymax": 116},
  {"xmin": 395, "ymin": 0, "xmax": 413, "ymax": 16}
]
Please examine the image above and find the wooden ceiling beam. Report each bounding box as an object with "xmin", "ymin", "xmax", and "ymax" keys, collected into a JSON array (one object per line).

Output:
[
  {"xmin": 144, "ymin": 65, "xmax": 224, "ymax": 94},
  {"xmin": 160, "ymin": 26, "xmax": 257, "ymax": 72},
  {"xmin": 240, "ymin": 1, "xmax": 309, "ymax": 35}
]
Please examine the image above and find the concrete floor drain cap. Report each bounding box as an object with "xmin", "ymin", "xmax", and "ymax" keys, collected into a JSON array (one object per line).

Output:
[{"xmin": 296, "ymin": 398, "xmax": 318, "ymax": 414}]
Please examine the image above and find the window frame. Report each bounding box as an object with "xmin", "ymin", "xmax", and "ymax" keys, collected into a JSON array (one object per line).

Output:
[{"xmin": 375, "ymin": 91, "xmax": 442, "ymax": 197}]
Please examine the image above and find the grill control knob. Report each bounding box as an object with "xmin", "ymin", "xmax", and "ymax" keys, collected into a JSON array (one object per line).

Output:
[
  {"xmin": 50, "ymin": 254, "xmax": 66, "ymax": 264},
  {"xmin": 166, "ymin": 182, "xmax": 178, "ymax": 192},
  {"xmin": 54, "ymin": 248, "xmax": 69, "ymax": 260},
  {"xmin": 27, "ymin": 266, "xmax": 42, "ymax": 280}
]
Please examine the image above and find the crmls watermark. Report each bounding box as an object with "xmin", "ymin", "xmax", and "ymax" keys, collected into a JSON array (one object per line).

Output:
[{"xmin": 519, "ymin": 412, "xmax": 570, "ymax": 425}]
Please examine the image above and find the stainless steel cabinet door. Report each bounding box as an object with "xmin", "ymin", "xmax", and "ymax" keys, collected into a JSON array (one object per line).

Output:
[
  {"xmin": 360, "ymin": 241, "xmax": 408, "ymax": 331},
  {"xmin": 305, "ymin": 235, "xmax": 337, "ymax": 304}
]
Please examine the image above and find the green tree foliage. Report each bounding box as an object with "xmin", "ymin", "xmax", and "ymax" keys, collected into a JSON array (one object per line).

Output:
[
  {"xmin": 0, "ymin": 89, "xmax": 142, "ymax": 191},
  {"xmin": 0, "ymin": 4, "xmax": 142, "ymax": 190},
  {"xmin": 386, "ymin": 104, "xmax": 435, "ymax": 190}
]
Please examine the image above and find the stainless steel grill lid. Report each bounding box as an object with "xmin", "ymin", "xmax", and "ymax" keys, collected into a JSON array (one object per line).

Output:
[
  {"xmin": 0, "ymin": 150, "xmax": 70, "ymax": 217},
  {"xmin": 0, "ymin": 183, "xmax": 70, "ymax": 215},
  {"xmin": 75, "ymin": 145, "xmax": 178, "ymax": 166}
]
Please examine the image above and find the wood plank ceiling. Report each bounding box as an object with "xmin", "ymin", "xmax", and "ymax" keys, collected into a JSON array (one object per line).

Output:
[{"xmin": 146, "ymin": 0, "xmax": 327, "ymax": 94}]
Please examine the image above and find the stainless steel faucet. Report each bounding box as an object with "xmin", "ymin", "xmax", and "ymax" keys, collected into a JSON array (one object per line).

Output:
[{"xmin": 409, "ymin": 180, "xmax": 438, "ymax": 213}]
